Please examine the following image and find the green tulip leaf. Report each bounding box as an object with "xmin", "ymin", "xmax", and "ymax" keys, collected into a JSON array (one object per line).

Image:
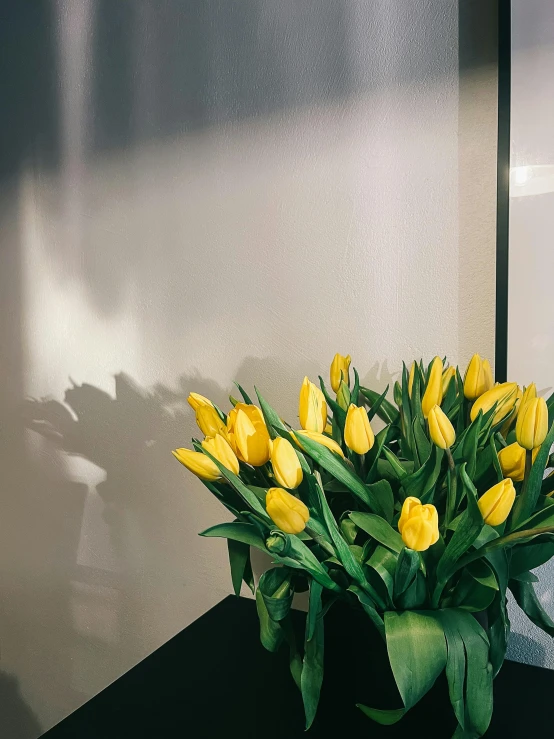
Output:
[
  {"xmin": 195, "ymin": 444, "xmax": 271, "ymax": 522},
  {"xmin": 349, "ymin": 511, "xmax": 404, "ymax": 554},
  {"xmin": 510, "ymin": 579, "xmax": 554, "ymax": 637},
  {"xmin": 200, "ymin": 521, "xmax": 268, "ymax": 552},
  {"xmin": 351, "ymin": 367, "xmax": 361, "ymax": 405},
  {"xmin": 273, "ymin": 535, "xmax": 342, "ymax": 593},
  {"xmin": 394, "ymin": 547, "xmax": 420, "ymax": 596},
  {"xmin": 382, "ymin": 446, "xmax": 409, "ymax": 480},
  {"xmin": 365, "ymin": 426, "xmax": 390, "ymax": 483},
  {"xmin": 385, "ymin": 610, "xmax": 447, "ymax": 712},
  {"xmin": 356, "ymin": 705, "xmax": 405, "ymax": 725},
  {"xmin": 396, "ymin": 571, "xmax": 427, "ymax": 610},
  {"xmin": 294, "ymin": 432, "xmax": 390, "ymax": 519},
  {"xmin": 512, "ymin": 420, "xmax": 554, "ymax": 526},
  {"xmin": 438, "ymin": 609, "xmax": 493, "ymax": 737},
  {"xmin": 402, "ymin": 445, "xmax": 444, "ymax": 503},
  {"xmin": 201, "ymin": 480, "xmax": 242, "ymax": 519},
  {"xmin": 227, "ymin": 538, "xmax": 252, "ymax": 596},
  {"xmin": 311, "ymin": 476, "xmax": 368, "ymax": 587},
  {"xmin": 255, "ymin": 588, "xmax": 283, "ymax": 652},
  {"xmin": 359, "ymin": 386, "xmax": 399, "ymax": 425},
  {"xmin": 485, "ymin": 549, "xmax": 510, "ymax": 676},
  {"xmin": 509, "ymin": 535, "xmax": 554, "ymax": 578},
  {"xmin": 366, "ymin": 545, "xmax": 397, "ymax": 601},
  {"xmin": 515, "ymin": 498, "xmax": 554, "ymax": 531},
  {"xmin": 347, "ymin": 584, "xmax": 385, "ymax": 638},
  {"xmin": 365, "ymin": 384, "xmax": 390, "ymax": 423},
  {"xmin": 301, "ymin": 581, "xmax": 325, "ymax": 729},
  {"xmin": 255, "ymin": 388, "xmax": 311, "ymax": 473},
  {"xmin": 234, "ymin": 381, "xmax": 253, "ymax": 404},
  {"xmin": 434, "ymin": 464, "xmax": 484, "ymax": 606},
  {"xmin": 258, "ymin": 568, "xmax": 294, "ymax": 621},
  {"xmin": 412, "ymin": 418, "xmax": 431, "ymax": 470}
]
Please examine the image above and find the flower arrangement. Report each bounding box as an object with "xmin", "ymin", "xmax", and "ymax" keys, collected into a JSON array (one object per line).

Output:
[{"xmin": 173, "ymin": 354, "xmax": 554, "ymax": 737}]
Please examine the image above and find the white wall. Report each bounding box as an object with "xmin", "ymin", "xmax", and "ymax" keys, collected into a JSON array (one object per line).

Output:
[
  {"xmin": 0, "ymin": 2, "xmax": 498, "ymax": 735},
  {"xmin": 507, "ymin": 0, "xmax": 554, "ymax": 669}
]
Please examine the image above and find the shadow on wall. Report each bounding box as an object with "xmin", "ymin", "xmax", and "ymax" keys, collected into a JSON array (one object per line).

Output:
[{"xmin": 0, "ymin": 672, "xmax": 41, "ymax": 739}]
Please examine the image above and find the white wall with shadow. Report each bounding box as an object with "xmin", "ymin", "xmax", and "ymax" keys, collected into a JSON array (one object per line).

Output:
[{"xmin": 0, "ymin": 1, "xmax": 498, "ymax": 734}]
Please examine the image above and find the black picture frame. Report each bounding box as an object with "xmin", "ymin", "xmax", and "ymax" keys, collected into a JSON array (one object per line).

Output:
[{"xmin": 496, "ymin": 0, "xmax": 511, "ymax": 382}]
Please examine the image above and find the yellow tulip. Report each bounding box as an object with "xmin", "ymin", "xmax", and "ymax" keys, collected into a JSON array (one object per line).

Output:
[
  {"xmin": 330, "ymin": 353, "xmax": 351, "ymax": 393},
  {"xmin": 421, "ymin": 357, "xmax": 444, "ymax": 419},
  {"xmin": 187, "ymin": 392, "xmax": 214, "ymax": 412},
  {"xmin": 344, "ymin": 404, "xmax": 375, "ymax": 454},
  {"xmin": 498, "ymin": 442, "xmax": 540, "ymax": 482},
  {"xmin": 172, "ymin": 448, "xmax": 220, "ymax": 481},
  {"xmin": 516, "ymin": 396, "xmax": 548, "ymax": 450},
  {"xmin": 478, "ymin": 478, "xmax": 516, "ymax": 525},
  {"xmin": 228, "ymin": 406, "xmax": 271, "ymax": 466},
  {"xmin": 201, "ymin": 434, "xmax": 240, "ymax": 475},
  {"xmin": 398, "ymin": 497, "xmax": 439, "ymax": 551},
  {"xmin": 195, "ymin": 405, "xmax": 227, "ymax": 438},
  {"xmin": 299, "ymin": 376, "xmax": 327, "ymax": 433},
  {"xmin": 483, "ymin": 360, "xmax": 494, "ymax": 391},
  {"xmin": 324, "ymin": 422, "xmax": 333, "ymax": 436},
  {"xmin": 266, "ymin": 488, "xmax": 310, "ymax": 534},
  {"xmin": 470, "ymin": 382, "xmax": 519, "ymax": 425},
  {"xmin": 518, "ymin": 383, "xmax": 537, "ymax": 418},
  {"xmin": 408, "ymin": 361, "xmax": 416, "ymax": 397},
  {"xmin": 442, "ymin": 366, "xmax": 456, "ymax": 396},
  {"xmin": 428, "ymin": 405, "xmax": 456, "ymax": 449},
  {"xmin": 464, "ymin": 354, "xmax": 493, "ymax": 400},
  {"xmin": 271, "ymin": 437, "xmax": 303, "ymax": 489},
  {"xmin": 294, "ymin": 430, "xmax": 345, "ymax": 458}
]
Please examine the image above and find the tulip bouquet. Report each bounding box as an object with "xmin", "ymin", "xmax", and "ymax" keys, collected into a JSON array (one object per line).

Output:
[{"xmin": 173, "ymin": 354, "xmax": 554, "ymax": 737}]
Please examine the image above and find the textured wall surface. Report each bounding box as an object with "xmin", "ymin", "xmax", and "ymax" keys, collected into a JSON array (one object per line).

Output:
[
  {"xmin": 506, "ymin": 0, "xmax": 554, "ymax": 670},
  {"xmin": 0, "ymin": 2, "xmax": 498, "ymax": 735}
]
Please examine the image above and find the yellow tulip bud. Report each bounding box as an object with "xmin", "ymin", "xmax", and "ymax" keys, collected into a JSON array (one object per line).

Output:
[
  {"xmin": 470, "ymin": 382, "xmax": 519, "ymax": 425},
  {"xmin": 464, "ymin": 354, "xmax": 493, "ymax": 400},
  {"xmin": 428, "ymin": 405, "xmax": 456, "ymax": 449},
  {"xmin": 478, "ymin": 478, "xmax": 516, "ymax": 526},
  {"xmin": 498, "ymin": 442, "xmax": 540, "ymax": 482},
  {"xmin": 421, "ymin": 357, "xmax": 444, "ymax": 419},
  {"xmin": 195, "ymin": 405, "xmax": 227, "ymax": 438},
  {"xmin": 500, "ymin": 386, "xmax": 523, "ymax": 436},
  {"xmin": 344, "ymin": 404, "xmax": 375, "ymax": 454},
  {"xmin": 299, "ymin": 376, "xmax": 327, "ymax": 433},
  {"xmin": 408, "ymin": 361, "xmax": 416, "ymax": 397},
  {"xmin": 271, "ymin": 437, "xmax": 303, "ymax": 489},
  {"xmin": 330, "ymin": 353, "xmax": 351, "ymax": 394},
  {"xmin": 187, "ymin": 392, "xmax": 214, "ymax": 412},
  {"xmin": 266, "ymin": 488, "xmax": 310, "ymax": 534},
  {"xmin": 293, "ymin": 430, "xmax": 345, "ymax": 458},
  {"xmin": 172, "ymin": 448, "xmax": 220, "ymax": 481},
  {"xmin": 516, "ymin": 396, "xmax": 548, "ymax": 450},
  {"xmin": 442, "ymin": 366, "xmax": 456, "ymax": 396},
  {"xmin": 201, "ymin": 434, "xmax": 240, "ymax": 475},
  {"xmin": 518, "ymin": 383, "xmax": 537, "ymax": 418},
  {"xmin": 398, "ymin": 497, "xmax": 439, "ymax": 551},
  {"xmin": 228, "ymin": 406, "xmax": 271, "ymax": 466}
]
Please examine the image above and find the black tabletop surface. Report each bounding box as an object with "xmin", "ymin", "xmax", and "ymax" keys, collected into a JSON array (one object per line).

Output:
[{"xmin": 43, "ymin": 595, "xmax": 554, "ymax": 738}]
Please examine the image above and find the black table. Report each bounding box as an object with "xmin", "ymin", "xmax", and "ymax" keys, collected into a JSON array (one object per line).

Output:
[{"xmin": 44, "ymin": 595, "xmax": 553, "ymax": 738}]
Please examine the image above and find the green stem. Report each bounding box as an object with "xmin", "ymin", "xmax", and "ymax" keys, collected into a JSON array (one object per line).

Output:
[
  {"xmin": 305, "ymin": 525, "xmax": 336, "ymax": 558},
  {"xmin": 445, "ymin": 447, "xmax": 457, "ymax": 528},
  {"xmin": 511, "ymin": 450, "xmax": 533, "ymax": 526}
]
